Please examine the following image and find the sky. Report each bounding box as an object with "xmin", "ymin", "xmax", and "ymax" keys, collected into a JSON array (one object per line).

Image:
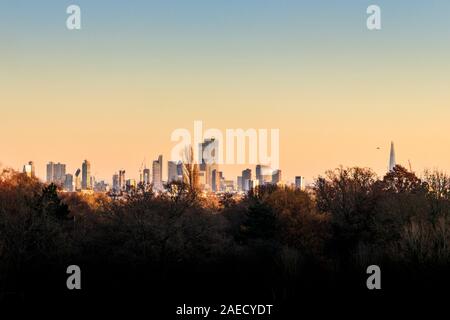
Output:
[{"xmin": 1, "ymin": 0, "xmax": 450, "ymax": 184}]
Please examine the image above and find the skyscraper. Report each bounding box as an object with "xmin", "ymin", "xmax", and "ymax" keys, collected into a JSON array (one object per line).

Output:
[
  {"xmin": 168, "ymin": 161, "xmax": 179, "ymax": 183},
  {"xmin": 119, "ymin": 170, "xmax": 126, "ymax": 191},
  {"xmin": 256, "ymin": 164, "xmax": 272, "ymax": 185},
  {"xmin": 295, "ymin": 176, "xmax": 305, "ymax": 190},
  {"xmin": 242, "ymin": 168, "xmax": 252, "ymax": 192},
  {"xmin": 211, "ymin": 169, "xmax": 221, "ymax": 192},
  {"xmin": 237, "ymin": 176, "xmax": 243, "ymax": 192},
  {"xmin": 389, "ymin": 141, "xmax": 396, "ymax": 172},
  {"xmin": 272, "ymin": 169, "xmax": 282, "ymax": 184},
  {"xmin": 46, "ymin": 162, "xmax": 54, "ymax": 183},
  {"xmin": 64, "ymin": 174, "xmax": 73, "ymax": 192},
  {"xmin": 81, "ymin": 160, "xmax": 91, "ymax": 190},
  {"xmin": 112, "ymin": 173, "xmax": 120, "ymax": 193},
  {"xmin": 46, "ymin": 162, "xmax": 66, "ymax": 185},
  {"xmin": 74, "ymin": 168, "xmax": 81, "ymax": 191},
  {"xmin": 22, "ymin": 161, "xmax": 35, "ymax": 178},
  {"xmin": 152, "ymin": 155, "xmax": 163, "ymax": 188},
  {"xmin": 143, "ymin": 168, "xmax": 151, "ymax": 185},
  {"xmin": 199, "ymin": 138, "xmax": 219, "ymax": 190}
]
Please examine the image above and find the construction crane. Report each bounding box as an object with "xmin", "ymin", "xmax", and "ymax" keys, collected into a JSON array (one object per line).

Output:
[
  {"xmin": 408, "ymin": 160, "xmax": 413, "ymax": 172},
  {"xmin": 139, "ymin": 158, "xmax": 146, "ymax": 183}
]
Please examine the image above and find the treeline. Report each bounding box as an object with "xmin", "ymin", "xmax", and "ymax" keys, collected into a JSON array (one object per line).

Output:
[{"xmin": 0, "ymin": 165, "xmax": 449, "ymax": 309}]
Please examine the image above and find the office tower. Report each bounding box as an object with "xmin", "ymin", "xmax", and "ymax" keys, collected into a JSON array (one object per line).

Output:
[
  {"xmin": 112, "ymin": 173, "xmax": 120, "ymax": 192},
  {"xmin": 54, "ymin": 163, "xmax": 66, "ymax": 185},
  {"xmin": 242, "ymin": 168, "xmax": 252, "ymax": 192},
  {"xmin": 22, "ymin": 161, "xmax": 35, "ymax": 178},
  {"xmin": 272, "ymin": 169, "xmax": 282, "ymax": 184},
  {"xmin": 168, "ymin": 161, "xmax": 179, "ymax": 183},
  {"xmin": 94, "ymin": 181, "xmax": 109, "ymax": 193},
  {"xmin": 389, "ymin": 141, "xmax": 396, "ymax": 172},
  {"xmin": 248, "ymin": 179, "xmax": 259, "ymax": 190},
  {"xmin": 126, "ymin": 179, "xmax": 136, "ymax": 191},
  {"xmin": 143, "ymin": 168, "xmax": 151, "ymax": 185},
  {"xmin": 46, "ymin": 162, "xmax": 54, "ymax": 183},
  {"xmin": 46, "ymin": 162, "xmax": 66, "ymax": 185},
  {"xmin": 74, "ymin": 169, "xmax": 81, "ymax": 191},
  {"xmin": 295, "ymin": 176, "xmax": 305, "ymax": 190},
  {"xmin": 237, "ymin": 176, "xmax": 243, "ymax": 192},
  {"xmin": 90, "ymin": 176, "xmax": 96, "ymax": 190},
  {"xmin": 119, "ymin": 170, "xmax": 126, "ymax": 191},
  {"xmin": 256, "ymin": 164, "xmax": 272, "ymax": 185},
  {"xmin": 177, "ymin": 162, "xmax": 183, "ymax": 176},
  {"xmin": 199, "ymin": 138, "xmax": 219, "ymax": 189},
  {"xmin": 81, "ymin": 160, "xmax": 91, "ymax": 190},
  {"xmin": 152, "ymin": 155, "xmax": 163, "ymax": 188},
  {"xmin": 211, "ymin": 169, "xmax": 221, "ymax": 192},
  {"xmin": 64, "ymin": 174, "xmax": 73, "ymax": 192}
]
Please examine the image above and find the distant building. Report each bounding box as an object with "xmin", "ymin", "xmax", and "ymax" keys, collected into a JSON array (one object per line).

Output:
[
  {"xmin": 222, "ymin": 180, "xmax": 235, "ymax": 192},
  {"xmin": 143, "ymin": 168, "xmax": 151, "ymax": 185},
  {"xmin": 64, "ymin": 174, "xmax": 73, "ymax": 192},
  {"xmin": 46, "ymin": 162, "xmax": 54, "ymax": 183},
  {"xmin": 90, "ymin": 176, "xmax": 96, "ymax": 189},
  {"xmin": 112, "ymin": 173, "xmax": 120, "ymax": 192},
  {"xmin": 199, "ymin": 138, "xmax": 220, "ymax": 190},
  {"xmin": 22, "ymin": 161, "xmax": 35, "ymax": 178},
  {"xmin": 46, "ymin": 162, "xmax": 66, "ymax": 185},
  {"xmin": 74, "ymin": 169, "xmax": 82, "ymax": 191},
  {"xmin": 119, "ymin": 170, "xmax": 126, "ymax": 191},
  {"xmin": 242, "ymin": 168, "xmax": 252, "ymax": 192},
  {"xmin": 81, "ymin": 160, "xmax": 91, "ymax": 190},
  {"xmin": 256, "ymin": 164, "xmax": 272, "ymax": 185},
  {"xmin": 94, "ymin": 180, "xmax": 109, "ymax": 193},
  {"xmin": 237, "ymin": 176, "xmax": 243, "ymax": 192},
  {"xmin": 152, "ymin": 155, "xmax": 163, "ymax": 189},
  {"xmin": 211, "ymin": 169, "xmax": 221, "ymax": 192},
  {"xmin": 126, "ymin": 179, "xmax": 136, "ymax": 191},
  {"xmin": 168, "ymin": 161, "xmax": 179, "ymax": 183},
  {"xmin": 272, "ymin": 169, "xmax": 282, "ymax": 184},
  {"xmin": 295, "ymin": 176, "xmax": 305, "ymax": 190},
  {"xmin": 389, "ymin": 141, "xmax": 396, "ymax": 171},
  {"xmin": 248, "ymin": 179, "xmax": 259, "ymax": 190}
]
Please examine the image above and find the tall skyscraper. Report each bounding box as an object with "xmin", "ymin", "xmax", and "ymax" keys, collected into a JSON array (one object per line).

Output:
[
  {"xmin": 295, "ymin": 176, "xmax": 305, "ymax": 190},
  {"xmin": 242, "ymin": 168, "xmax": 252, "ymax": 192},
  {"xmin": 389, "ymin": 141, "xmax": 396, "ymax": 172},
  {"xmin": 168, "ymin": 161, "xmax": 179, "ymax": 183},
  {"xmin": 46, "ymin": 162, "xmax": 54, "ymax": 183},
  {"xmin": 81, "ymin": 160, "xmax": 91, "ymax": 190},
  {"xmin": 64, "ymin": 174, "xmax": 73, "ymax": 192},
  {"xmin": 74, "ymin": 169, "xmax": 81, "ymax": 191},
  {"xmin": 237, "ymin": 176, "xmax": 243, "ymax": 192},
  {"xmin": 152, "ymin": 155, "xmax": 163, "ymax": 188},
  {"xmin": 211, "ymin": 169, "xmax": 221, "ymax": 192},
  {"xmin": 22, "ymin": 161, "xmax": 35, "ymax": 178},
  {"xmin": 256, "ymin": 164, "xmax": 272, "ymax": 185},
  {"xmin": 143, "ymin": 168, "xmax": 151, "ymax": 185},
  {"xmin": 112, "ymin": 173, "xmax": 120, "ymax": 193},
  {"xmin": 119, "ymin": 170, "xmax": 126, "ymax": 191},
  {"xmin": 46, "ymin": 162, "xmax": 66, "ymax": 185},
  {"xmin": 199, "ymin": 138, "xmax": 219, "ymax": 189}
]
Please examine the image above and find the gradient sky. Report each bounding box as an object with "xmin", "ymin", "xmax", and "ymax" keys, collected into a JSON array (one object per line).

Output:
[{"xmin": 1, "ymin": 0, "xmax": 450, "ymax": 184}]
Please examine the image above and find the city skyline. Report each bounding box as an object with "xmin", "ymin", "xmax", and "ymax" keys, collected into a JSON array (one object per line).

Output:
[
  {"xmin": 17, "ymin": 139, "xmax": 404, "ymax": 193},
  {"xmin": 2, "ymin": 1, "xmax": 450, "ymax": 184}
]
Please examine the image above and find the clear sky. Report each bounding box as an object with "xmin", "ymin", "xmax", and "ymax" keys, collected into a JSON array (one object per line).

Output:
[{"xmin": 1, "ymin": 1, "xmax": 450, "ymax": 183}]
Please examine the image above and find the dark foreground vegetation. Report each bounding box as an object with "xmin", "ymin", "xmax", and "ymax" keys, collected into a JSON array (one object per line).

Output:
[{"xmin": 0, "ymin": 165, "xmax": 449, "ymax": 316}]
